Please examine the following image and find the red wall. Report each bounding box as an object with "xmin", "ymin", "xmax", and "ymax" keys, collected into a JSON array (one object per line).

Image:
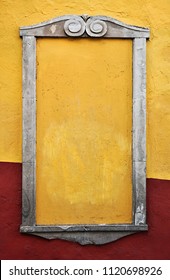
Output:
[{"xmin": 0, "ymin": 162, "xmax": 170, "ymax": 260}]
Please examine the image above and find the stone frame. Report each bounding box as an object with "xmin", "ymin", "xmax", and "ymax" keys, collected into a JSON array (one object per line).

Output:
[{"xmin": 20, "ymin": 15, "xmax": 150, "ymax": 245}]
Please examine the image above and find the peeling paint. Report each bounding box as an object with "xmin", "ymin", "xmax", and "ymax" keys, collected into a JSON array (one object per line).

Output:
[
  {"xmin": 135, "ymin": 204, "xmax": 146, "ymax": 225},
  {"xmin": 50, "ymin": 24, "xmax": 56, "ymax": 34}
]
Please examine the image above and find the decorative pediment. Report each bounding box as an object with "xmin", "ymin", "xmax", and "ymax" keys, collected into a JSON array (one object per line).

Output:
[{"xmin": 20, "ymin": 15, "xmax": 149, "ymax": 38}]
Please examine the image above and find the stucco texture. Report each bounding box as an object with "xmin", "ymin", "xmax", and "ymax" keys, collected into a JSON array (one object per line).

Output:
[
  {"xmin": 36, "ymin": 38, "xmax": 132, "ymax": 224},
  {"xmin": 1, "ymin": 163, "xmax": 170, "ymax": 259},
  {"xmin": 0, "ymin": 0, "xmax": 170, "ymax": 183}
]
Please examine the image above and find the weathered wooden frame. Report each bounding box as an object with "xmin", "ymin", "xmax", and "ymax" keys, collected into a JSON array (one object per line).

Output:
[{"xmin": 20, "ymin": 15, "xmax": 150, "ymax": 245}]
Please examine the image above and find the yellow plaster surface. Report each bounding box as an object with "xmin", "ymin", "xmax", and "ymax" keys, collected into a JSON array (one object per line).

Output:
[
  {"xmin": 0, "ymin": 0, "xmax": 170, "ymax": 181},
  {"xmin": 36, "ymin": 39, "xmax": 132, "ymax": 224}
]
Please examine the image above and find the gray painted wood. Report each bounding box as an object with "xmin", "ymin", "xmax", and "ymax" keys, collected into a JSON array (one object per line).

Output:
[
  {"xmin": 22, "ymin": 163, "xmax": 36, "ymax": 225},
  {"xmin": 20, "ymin": 15, "xmax": 150, "ymax": 38},
  {"xmin": 22, "ymin": 36, "xmax": 36, "ymax": 226},
  {"xmin": 23, "ymin": 232, "xmax": 137, "ymax": 245},
  {"xmin": 20, "ymin": 224, "xmax": 148, "ymax": 233},
  {"xmin": 133, "ymin": 38, "xmax": 147, "ymax": 225},
  {"xmin": 20, "ymin": 225, "xmax": 147, "ymax": 245},
  {"xmin": 20, "ymin": 15, "xmax": 149, "ymax": 244}
]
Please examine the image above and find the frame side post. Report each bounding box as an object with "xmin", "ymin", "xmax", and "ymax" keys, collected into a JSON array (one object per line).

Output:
[
  {"xmin": 133, "ymin": 38, "xmax": 147, "ymax": 226},
  {"xmin": 22, "ymin": 36, "xmax": 36, "ymax": 226}
]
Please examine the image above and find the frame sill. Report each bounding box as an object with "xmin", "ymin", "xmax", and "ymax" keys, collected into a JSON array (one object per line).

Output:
[{"xmin": 20, "ymin": 224, "xmax": 148, "ymax": 245}]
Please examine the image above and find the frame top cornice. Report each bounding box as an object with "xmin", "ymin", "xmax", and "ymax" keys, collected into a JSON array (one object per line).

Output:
[{"xmin": 20, "ymin": 15, "xmax": 150, "ymax": 38}]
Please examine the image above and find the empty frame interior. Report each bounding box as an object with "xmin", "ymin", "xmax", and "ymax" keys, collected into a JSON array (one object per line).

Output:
[{"xmin": 36, "ymin": 38, "xmax": 132, "ymax": 225}]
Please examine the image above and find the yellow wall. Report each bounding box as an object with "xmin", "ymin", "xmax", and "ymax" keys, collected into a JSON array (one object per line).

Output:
[
  {"xmin": 36, "ymin": 38, "xmax": 132, "ymax": 224},
  {"xmin": 0, "ymin": 0, "xmax": 170, "ymax": 182}
]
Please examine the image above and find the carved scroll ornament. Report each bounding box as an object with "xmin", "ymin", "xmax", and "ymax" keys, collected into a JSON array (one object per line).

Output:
[{"xmin": 64, "ymin": 17, "xmax": 108, "ymax": 37}]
